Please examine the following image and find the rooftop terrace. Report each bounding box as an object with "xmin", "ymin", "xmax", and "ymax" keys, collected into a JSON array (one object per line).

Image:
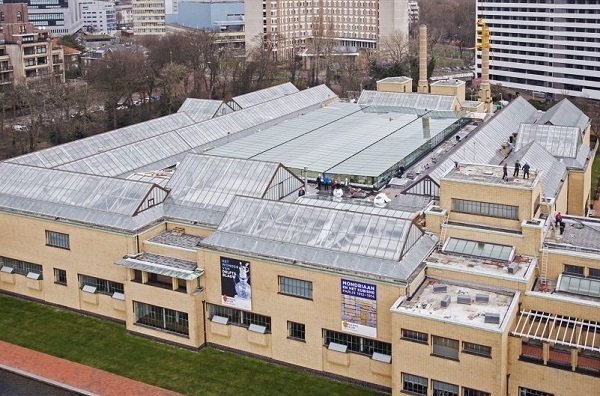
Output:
[
  {"xmin": 544, "ymin": 215, "xmax": 600, "ymax": 255},
  {"xmin": 442, "ymin": 163, "xmax": 538, "ymax": 188}
]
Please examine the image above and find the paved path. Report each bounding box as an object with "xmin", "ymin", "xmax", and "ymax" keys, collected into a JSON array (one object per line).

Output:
[{"xmin": 0, "ymin": 341, "xmax": 182, "ymax": 396}]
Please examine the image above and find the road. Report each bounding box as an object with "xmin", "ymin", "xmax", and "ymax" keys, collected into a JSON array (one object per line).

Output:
[{"xmin": 0, "ymin": 369, "xmax": 82, "ymax": 396}]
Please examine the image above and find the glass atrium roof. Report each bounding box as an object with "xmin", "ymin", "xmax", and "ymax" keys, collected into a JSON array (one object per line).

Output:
[
  {"xmin": 231, "ymin": 82, "xmax": 299, "ymax": 109},
  {"xmin": 208, "ymin": 102, "xmax": 459, "ymax": 178},
  {"xmin": 358, "ymin": 90, "xmax": 457, "ymax": 112},
  {"xmin": 443, "ymin": 237, "xmax": 514, "ymax": 262},
  {"xmin": 535, "ymin": 98, "xmax": 590, "ymax": 132}
]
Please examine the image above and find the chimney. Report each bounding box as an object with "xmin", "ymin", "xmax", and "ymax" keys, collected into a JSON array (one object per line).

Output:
[
  {"xmin": 417, "ymin": 25, "xmax": 429, "ymax": 94},
  {"xmin": 477, "ymin": 19, "xmax": 494, "ymax": 113}
]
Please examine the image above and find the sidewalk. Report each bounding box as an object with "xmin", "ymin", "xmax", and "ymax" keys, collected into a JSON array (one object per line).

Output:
[{"xmin": 0, "ymin": 341, "xmax": 182, "ymax": 396}]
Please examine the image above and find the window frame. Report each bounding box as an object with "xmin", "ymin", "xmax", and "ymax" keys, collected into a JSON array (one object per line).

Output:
[
  {"xmin": 46, "ymin": 230, "xmax": 70, "ymax": 250},
  {"xmin": 134, "ymin": 301, "xmax": 189, "ymax": 336},
  {"xmin": 401, "ymin": 328, "xmax": 428, "ymax": 344},
  {"xmin": 432, "ymin": 380, "xmax": 458, "ymax": 396},
  {"xmin": 323, "ymin": 329, "xmax": 391, "ymax": 357},
  {"xmin": 1, "ymin": 256, "xmax": 43, "ymax": 278},
  {"xmin": 208, "ymin": 303, "xmax": 272, "ymax": 333},
  {"xmin": 287, "ymin": 321, "xmax": 306, "ymax": 341},
  {"xmin": 463, "ymin": 341, "xmax": 492, "ymax": 358},
  {"xmin": 463, "ymin": 388, "xmax": 491, "ymax": 396},
  {"xmin": 54, "ymin": 268, "xmax": 67, "ymax": 285},
  {"xmin": 79, "ymin": 274, "xmax": 123, "ymax": 295},
  {"xmin": 518, "ymin": 387, "xmax": 553, "ymax": 396},
  {"xmin": 278, "ymin": 276, "xmax": 313, "ymax": 299},
  {"xmin": 432, "ymin": 335, "xmax": 459, "ymax": 360},
  {"xmin": 402, "ymin": 372, "xmax": 428, "ymax": 395},
  {"xmin": 452, "ymin": 198, "xmax": 519, "ymax": 220},
  {"xmin": 563, "ymin": 264, "xmax": 584, "ymax": 276}
]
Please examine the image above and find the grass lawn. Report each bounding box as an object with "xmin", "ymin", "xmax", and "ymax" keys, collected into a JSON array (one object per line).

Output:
[{"xmin": 0, "ymin": 294, "xmax": 382, "ymax": 396}]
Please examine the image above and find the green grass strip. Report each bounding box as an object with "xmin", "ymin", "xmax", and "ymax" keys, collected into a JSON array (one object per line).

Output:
[{"xmin": 0, "ymin": 294, "xmax": 381, "ymax": 396}]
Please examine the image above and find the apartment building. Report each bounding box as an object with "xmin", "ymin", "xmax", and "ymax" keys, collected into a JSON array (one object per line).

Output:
[
  {"xmin": 0, "ymin": 3, "xmax": 65, "ymax": 85},
  {"xmin": 0, "ymin": 84, "xmax": 598, "ymax": 395},
  {"xmin": 2, "ymin": 0, "xmax": 83, "ymax": 36},
  {"xmin": 244, "ymin": 0, "xmax": 409, "ymax": 61},
  {"xmin": 79, "ymin": 0, "xmax": 117, "ymax": 34},
  {"xmin": 476, "ymin": 0, "xmax": 600, "ymax": 99},
  {"xmin": 132, "ymin": 0, "xmax": 165, "ymax": 35}
]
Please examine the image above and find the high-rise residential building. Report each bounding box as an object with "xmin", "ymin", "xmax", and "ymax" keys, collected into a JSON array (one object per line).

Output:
[
  {"xmin": 244, "ymin": 0, "xmax": 409, "ymax": 61},
  {"xmin": 0, "ymin": 3, "xmax": 65, "ymax": 85},
  {"xmin": 476, "ymin": 0, "xmax": 600, "ymax": 100},
  {"xmin": 1, "ymin": 0, "xmax": 83, "ymax": 36},
  {"xmin": 131, "ymin": 0, "xmax": 165, "ymax": 35},
  {"xmin": 79, "ymin": 0, "xmax": 116, "ymax": 34}
]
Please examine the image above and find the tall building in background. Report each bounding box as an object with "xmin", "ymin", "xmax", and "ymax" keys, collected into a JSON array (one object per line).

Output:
[
  {"xmin": 244, "ymin": 0, "xmax": 409, "ymax": 60},
  {"xmin": 476, "ymin": 0, "xmax": 600, "ymax": 100},
  {"xmin": 132, "ymin": 0, "xmax": 165, "ymax": 35},
  {"xmin": 79, "ymin": 0, "xmax": 116, "ymax": 34},
  {"xmin": 1, "ymin": 0, "xmax": 83, "ymax": 36}
]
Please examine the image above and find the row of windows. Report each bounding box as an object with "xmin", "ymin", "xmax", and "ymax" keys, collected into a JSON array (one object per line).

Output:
[
  {"xmin": 324, "ymin": 329, "xmax": 391, "ymax": 356},
  {"xmin": 401, "ymin": 329, "xmax": 492, "ymax": 359},
  {"xmin": 208, "ymin": 304, "xmax": 272, "ymax": 332},
  {"xmin": 1, "ymin": 257, "xmax": 43, "ymax": 277},
  {"xmin": 80, "ymin": 275, "xmax": 124, "ymax": 295},
  {"xmin": 564, "ymin": 264, "xmax": 600, "ymax": 278},
  {"xmin": 402, "ymin": 373, "xmax": 490, "ymax": 396},
  {"xmin": 452, "ymin": 198, "xmax": 519, "ymax": 220}
]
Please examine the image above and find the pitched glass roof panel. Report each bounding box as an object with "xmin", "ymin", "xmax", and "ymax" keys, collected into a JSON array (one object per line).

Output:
[
  {"xmin": 535, "ymin": 99, "xmax": 590, "ymax": 132},
  {"xmin": 511, "ymin": 141, "xmax": 567, "ymax": 200},
  {"xmin": 232, "ymin": 82, "xmax": 299, "ymax": 108},
  {"xmin": 216, "ymin": 196, "xmax": 415, "ymax": 261},
  {"xmin": 358, "ymin": 90, "xmax": 457, "ymax": 111},
  {"xmin": 443, "ymin": 237, "xmax": 514, "ymax": 262},
  {"xmin": 557, "ymin": 274, "xmax": 600, "ymax": 298},
  {"xmin": 8, "ymin": 113, "xmax": 195, "ymax": 168},
  {"xmin": 516, "ymin": 124, "xmax": 580, "ymax": 158},
  {"xmin": 177, "ymin": 98, "xmax": 222, "ymax": 122}
]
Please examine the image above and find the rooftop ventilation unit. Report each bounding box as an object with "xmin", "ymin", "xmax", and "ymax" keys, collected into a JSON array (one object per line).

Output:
[
  {"xmin": 457, "ymin": 295, "xmax": 472, "ymax": 305},
  {"xmin": 441, "ymin": 295, "xmax": 451, "ymax": 308},
  {"xmin": 507, "ymin": 263, "xmax": 519, "ymax": 274},
  {"xmin": 476, "ymin": 294, "xmax": 490, "ymax": 303},
  {"xmin": 484, "ymin": 312, "xmax": 500, "ymax": 324},
  {"xmin": 433, "ymin": 284, "xmax": 447, "ymax": 293}
]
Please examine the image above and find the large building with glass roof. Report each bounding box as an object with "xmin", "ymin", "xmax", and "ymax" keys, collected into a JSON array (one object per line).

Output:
[{"xmin": 0, "ymin": 83, "xmax": 599, "ymax": 396}]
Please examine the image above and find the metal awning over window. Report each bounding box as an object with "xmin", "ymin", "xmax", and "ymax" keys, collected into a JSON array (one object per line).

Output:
[
  {"xmin": 512, "ymin": 310, "xmax": 600, "ymax": 352},
  {"xmin": 116, "ymin": 253, "xmax": 203, "ymax": 281}
]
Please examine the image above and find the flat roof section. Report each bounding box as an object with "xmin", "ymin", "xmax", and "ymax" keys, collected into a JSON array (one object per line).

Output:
[
  {"xmin": 442, "ymin": 163, "xmax": 538, "ymax": 188},
  {"xmin": 146, "ymin": 230, "xmax": 205, "ymax": 251},
  {"xmin": 426, "ymin": 249, "xmax": 535, "ymax": 281},
  {"xmin": 392, "ymin": 279, "xmax": 518, "ymax": 332},
  {"xmin": 545, "ymin": 216, "xmax": 600, "ymax": 255}
]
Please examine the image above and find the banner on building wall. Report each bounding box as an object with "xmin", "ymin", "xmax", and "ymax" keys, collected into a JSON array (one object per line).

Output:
[
  {"xmin": 340, "ymin": 279, "xmax": 377, "ymax": 338},
  {"xmin": 220, "ymin": 256, "xmax": 252, "ymax": 311}
]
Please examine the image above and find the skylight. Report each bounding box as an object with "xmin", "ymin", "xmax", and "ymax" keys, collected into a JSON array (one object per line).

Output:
[
  {"xmin": 443, "ymin": 238, "xmax": 514, "ymax": 262},
  {"xmin": 557, "ymin": 274, "xmax": 600, "ymax": 299}
]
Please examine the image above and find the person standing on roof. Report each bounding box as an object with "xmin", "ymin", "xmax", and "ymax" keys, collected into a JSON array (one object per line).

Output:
[
  {"xmin": 522, "ymin": 162, "xmax": 530, "ymax": 179},
  {"xmin": 316, "ymin": 174, "xmax": 322, "ymax": 190},
  {"xmin": 513, "ymin": 160, "xmax": 521, "ymax": 177},
  {"xmin": 502, "ymin": 162, "xmax": 508, "ymax": 181}
]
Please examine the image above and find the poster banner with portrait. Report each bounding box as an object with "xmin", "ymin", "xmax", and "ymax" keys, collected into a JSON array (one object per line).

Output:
[
  {"xmin": 220, "ymin": 256, "xmax": 252, "ymax": 311},
  {"xmin": 340, "ymin": 279, "xmax": 377, "ymax": 338}
]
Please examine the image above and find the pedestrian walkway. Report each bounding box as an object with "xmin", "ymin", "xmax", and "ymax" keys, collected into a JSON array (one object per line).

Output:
[{"xmin": 0, "ymin": 341, "xmax": 182, "ymax": 396}]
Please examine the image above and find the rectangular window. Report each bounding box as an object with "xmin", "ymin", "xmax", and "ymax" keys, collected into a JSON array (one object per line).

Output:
[
  {"xmin": 208, "ymin": 304, "xmax": 271, "ymax": 333},
  {"xmin": 563, "ymin": 264, "xmax": 584, "ymax": 276},
  {"xmin": 402, "ymin": 373, "xmax": 427, "ymax": 395},
  {"xmin": 54, "ymin": 268, "xmax": 67, "ymax": 285},
  {"xmin": 432, "ymin": 336, "xmax": 459, "ymax": 360},
  {"xmin": 463, "ymin": 388, "xmax": 491, "ymax": 396},
  {"xmin": 46, "ymin": 230, "xmax": 70, "ymax": 249},
  {"xmin": 463, "ymin": 341, "xmax": 492, "ymax": 358},
  {"xmin": 518, "ymin": 387, "xmax": 553, "ymax": 396},
  {"xmin": 1, "ymin": 257, "xmax": 43, "ymax": 277},
  {"xmin": 279, "ymin": 276, "xmax": 313, "ymax": 299},
  {"xmin": 402, "ymin": 329, "xmax": 428, "ymax": 344},
  {"xmin": 521, "ymin": 339, "xmax": 544, "ymax": 361},
  {"xmin": 432, "ymin": 380, "xmax": 458, "ymax": 396},
  {"xmin": 589, "ymin": 268, "xmax": 600, "ymax": 279},
  {"xmin": 288, "ymin": 321, "xmax": 305, "ymax": 341},
  {"xmin": 134, "ymin": 301, "xmax": 189, "ymax": 336},
  {"xmin": 323, "ymin": 329, "xmax": 391, "ymax": 356},
  {"xmin": 452, "ymin": 198, "xmax": 519, "ymax": 220},
  {"xmin": 79, "ymin": 275, "xmax": 123, "ymax": 295}
]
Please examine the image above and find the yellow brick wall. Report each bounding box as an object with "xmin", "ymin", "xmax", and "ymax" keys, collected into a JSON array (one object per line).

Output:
[{"xmin": 377, "ymin": 81, "xmax": 412, "ymax": 93}]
